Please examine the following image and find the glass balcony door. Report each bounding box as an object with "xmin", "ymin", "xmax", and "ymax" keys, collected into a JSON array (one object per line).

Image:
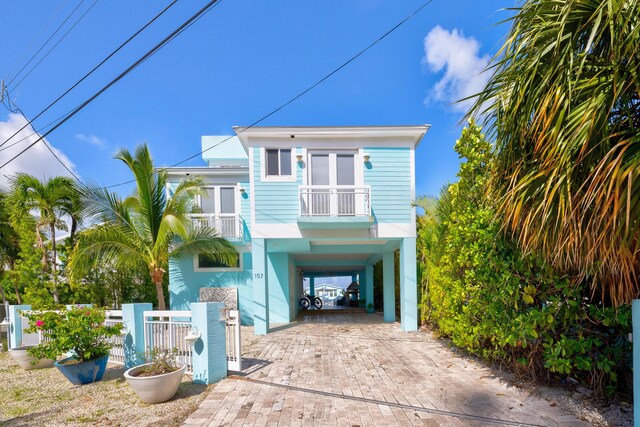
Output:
[
  {"xmin": 308, "ymin": 152, "xmax": 355, "ymax": 216},
  {"xmin": 195, "ymin": 186, "xmax": 238, "ymax": 237}
]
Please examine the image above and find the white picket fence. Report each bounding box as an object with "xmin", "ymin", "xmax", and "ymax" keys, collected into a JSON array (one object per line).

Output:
[{"xmin": 105, "ymin": 310, "xmax": 125, "ymax": 365}]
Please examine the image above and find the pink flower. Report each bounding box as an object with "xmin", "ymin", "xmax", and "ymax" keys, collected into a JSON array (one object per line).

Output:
[
  {"xmin": 85, "ymin": 311, "xmax": 91, "ymax": 316},
  {"xmin": 35, "ymin": 320, "xmax": 44, "ymax": 328}
]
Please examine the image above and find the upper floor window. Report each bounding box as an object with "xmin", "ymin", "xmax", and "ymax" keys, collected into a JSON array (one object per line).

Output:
[{"xmin": 265, "ymin": 148, "xmax": 292, "ymax": 177}]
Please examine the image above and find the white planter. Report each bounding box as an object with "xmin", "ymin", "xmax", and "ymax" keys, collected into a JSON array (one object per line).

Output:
[
  {"xmin": 8, "ymin": 346, "xmax": 55, "ymax": 370},
  {"xmin": 124, "ymin": 364, "xmax": 186, "ymax": 404}
]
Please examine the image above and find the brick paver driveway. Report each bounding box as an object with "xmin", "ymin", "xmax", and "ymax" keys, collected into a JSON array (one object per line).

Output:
[{"xmin": 183, "ymin": 310, "xmax": 588, "ymax": 426}]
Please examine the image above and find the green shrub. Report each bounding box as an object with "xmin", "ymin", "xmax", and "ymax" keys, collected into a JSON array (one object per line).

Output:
[
  {"xmin": 419, "ymin": 122, "xmax": 631, "ymax": 396},
  {"xmin": 23, "ymin": 306, "xmax": 123, "ymax": 362}
]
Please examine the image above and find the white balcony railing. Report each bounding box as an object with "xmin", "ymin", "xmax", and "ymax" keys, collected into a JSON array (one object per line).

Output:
[
  {"xmin": 188, "ymin": 213, "xmax": 243, "ymax": 239},
  {"xmin": 299, "ymin": 186, "xmax": 371, "ymax": 217}
]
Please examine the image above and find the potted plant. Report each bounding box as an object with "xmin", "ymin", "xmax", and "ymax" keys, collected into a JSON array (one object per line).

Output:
[
  {"xmin": 366, "ymin": 303, "xmax": 375, "ymax": 314},
  {"xmin": 22, "ymin": 306, "xmax": 123, "ymax": 385},
  {"xmin": 124, "ymin": 347, "xmax": 187, "ymax": 404},
  {"xmin": 8, "ymin": 345, "xmax": 55, "ymax": 370}
]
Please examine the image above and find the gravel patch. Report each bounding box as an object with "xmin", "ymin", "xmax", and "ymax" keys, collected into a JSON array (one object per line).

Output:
[
  {"xmin": 0, "ymin": 353, "xmax": 212, "ymax": 427},
  {"xmin": 0, "ymin": 325, "xmax": 260, "ymax": 427}
]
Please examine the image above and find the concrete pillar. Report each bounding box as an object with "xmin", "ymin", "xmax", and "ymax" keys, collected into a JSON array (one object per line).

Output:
[
  {"xmin": 365, "ymin": 264, "xmax": 374, "ymax": 311},
  {"xmin": 633, "ymin": 300, "xmax": 640, "ymax": 427},
  {"xmin": 268, "ymin": 252, "xmax": 290, "ymax": 323},
  {"xmin": 252, "ymin": 239, "xmax": 269, "ymax": 335},
  {"xmin": 8, "ymin": 305, "xmax": 31, "ymax": 349},
  {"xmin": 122, "ymin": 303, "xmax": 152, "ymax": 368},
  {"xmin": 400, "ymin": 238, "xmax": 418, "ymax": 331},
  {"xmin": 309, "ymin": 276, "xmax": 315, "ymax": 297},
  {"xmin": 383, "ymin": 252, "xmax": 395, "ymax": 323},
  {"xmin": 191, "ymin": 302, "xmax": 227, "ymax": 384},
  {"xmin": 358, "ymin": 270, "xmax": 366, "ymax": 306}
]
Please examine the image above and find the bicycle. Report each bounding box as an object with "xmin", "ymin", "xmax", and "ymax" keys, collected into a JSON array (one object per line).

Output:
[{"xmin": 299, "ymin": 292, "xmax": 323, "ymax": 310}]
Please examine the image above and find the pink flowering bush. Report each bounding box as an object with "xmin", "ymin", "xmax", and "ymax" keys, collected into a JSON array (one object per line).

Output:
[{"xmin": 23, "ymin": 306, "xmax": 123, "ymax": 362}]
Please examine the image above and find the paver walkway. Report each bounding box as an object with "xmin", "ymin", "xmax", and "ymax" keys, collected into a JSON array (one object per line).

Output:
[{"xmin": 183, "ymin": 310, "xmax": 589, "ymax": 426}]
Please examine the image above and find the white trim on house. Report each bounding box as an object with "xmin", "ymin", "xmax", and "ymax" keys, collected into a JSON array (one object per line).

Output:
[
  {"xmin": 249, "ymin": 147, "xmax": 257, "ymax": 225},
  {"xmin": 250, "ymin": 223, "xmax": 416, "ymax": 239}
]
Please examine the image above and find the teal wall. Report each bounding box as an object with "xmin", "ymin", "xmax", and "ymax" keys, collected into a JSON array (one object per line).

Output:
[
  {"xmin": 252, "ymin": 148, "xmax": 303, "ymax": 223},
  {"xmin": 240, "ymin": 180, "xmax": 251, "ymax": 238},
  {"xmin": 364, "ymin": 147, "xmax": 412, "ymax": 223},
  {"xmin": 169, "ymin": 252, "xmax": 254, "ymax": 325},
  {"xmin": 267, "ymin": 252, "xmax": 291, "ymax": 323}
]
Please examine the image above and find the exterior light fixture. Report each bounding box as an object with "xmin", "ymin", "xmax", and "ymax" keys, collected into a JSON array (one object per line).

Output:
[
  {"xmin": 239, "ymin": 186, "xmax": 246, "ymax": 193},
  {"xmin": 363, "ymin": 154, "xmax": 371, "ymax": 162},
  {"xmin": 185, "ymin": 327, "xmax": 201, "ymax": 345},
  {"xmin": 296, "ymin": 154, "xmax": 304, "ymax": 162}
]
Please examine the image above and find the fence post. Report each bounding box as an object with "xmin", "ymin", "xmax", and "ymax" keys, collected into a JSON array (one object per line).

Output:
[
  {"xmin": 191, "ymin": 302, "xmax": 227, "ymax": 384},
  {"xmin": 122, "ymin": 303, "xmax": 152, "ymax": 369},
  {"xmin": 8, "ymin": 305, "xmax": 31, "ymax": 349}
]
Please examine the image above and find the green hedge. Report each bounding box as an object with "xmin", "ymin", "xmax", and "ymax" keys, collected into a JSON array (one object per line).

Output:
[{"xmin": 418, "ymin": 122, "xmax": 631, "ymax": 396}]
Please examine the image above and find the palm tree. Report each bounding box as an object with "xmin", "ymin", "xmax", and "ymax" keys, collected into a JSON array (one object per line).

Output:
[
  {"xmin": 0, "ymin": 193, "xmax": 21, "ymax": 304},
  {"xmin": 470, "ymin": 0, "xmax": 640, "ymax": 305},
  {"xmin": 68, "ymin": 144, "xmax": 236, "ymax": 310},
  {"xmin": 8, "ymin": 174, "xmax": 81, "ymax": 304}
]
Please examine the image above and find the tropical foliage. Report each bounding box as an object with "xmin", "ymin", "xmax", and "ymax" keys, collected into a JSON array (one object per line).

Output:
[
  {"xmin": 68, "ymin": 144, "xmax": 236, "ymax": 310},
  {"xmin": 470, "ymin": 0, "xmax": 640, "ymax": 305},
  {"xmin": 419, "ymin": 122, "xmax": 631, "ymax": 396}
]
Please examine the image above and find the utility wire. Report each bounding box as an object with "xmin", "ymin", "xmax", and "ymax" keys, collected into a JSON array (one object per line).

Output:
[
  {"xmin": 3, "ymin": 0, "xmax": 70, "ymax": 81},
  {"xmin": 0, "ymin": 0, "xmax": 179, "ymax": 150},
  {"xmin": 6, "ymin": 0, "xmax": 88, "ymax": 88},
  {"xmin": 8, "ymin": 0, "xmax": 100, "ymax": 94},
  {"xmin": 0, "ymin": 0, "xmax": 225, "ymax": 172},
  {"xmin": 3, "ymin": 0, "xmax": 434, "ymax": 190},
  {"xmin": 103, "ymin": 0, "xmax": 435, "ymax": 189}
]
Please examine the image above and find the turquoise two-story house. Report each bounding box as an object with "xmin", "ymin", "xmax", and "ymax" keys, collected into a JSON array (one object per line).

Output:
[{"xmin": 167, "ymin": 125, "xmax": 428, "ymax": 335}]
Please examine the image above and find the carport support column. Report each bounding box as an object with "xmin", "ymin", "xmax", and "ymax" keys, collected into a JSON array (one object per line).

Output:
[
  {"xmin": 309, "ymin": 276, "xmax": 315, "ymax": 297},
  {"xmin": 400, "ymin": 237, "xmax": 418, "ymax": 331},
  {"xmin": 252, "ymin": 238, "xmax": 269, "ymax": 335},
  {"xmin": 365, "ymin": 264, "xmax": 374, "ymax": 310},
  {"xmin": 358, "ymin": 270, "xmax": 366, "ymax": 304},
  {"xmin": 383, "ymin": 252, "xmax": 395, "ymax": 322}
]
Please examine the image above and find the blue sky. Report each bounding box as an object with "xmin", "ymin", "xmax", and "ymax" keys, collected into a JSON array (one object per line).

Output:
[{"xmin": 0, "ymin": 0, "xmax": 511, "ymax": 197}]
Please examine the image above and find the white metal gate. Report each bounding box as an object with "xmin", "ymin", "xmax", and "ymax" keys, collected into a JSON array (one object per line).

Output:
[
  {"xmin": 225, "ymin": 309, "xmax": 242, "ymax": 371},
  {"xmin": 143, "ymin": 310, "xmax": 193, "ymax": 374}
]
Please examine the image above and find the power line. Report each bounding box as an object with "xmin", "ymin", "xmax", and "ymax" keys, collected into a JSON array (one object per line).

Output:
[
  {"xmin": 6, "ymin": 0, "xmax": 88, "ymax": 88},
  {"xmin": 8, "ymin": 0, "xmax": 100, "ymax": 94},
  {"xmin": 103, "ymin": 0, "xmax": 435, "ymax": 189},
  {"xmin": 3, "ymin": 0, "xmax": 71, "ymax": 82},
  {"xmin": 0, "ymin": 0, "xmax": 179, "ymax": 150},
  {"xmin": 0, "ymin": 0, "xmax": 225, "ymax": 172}
]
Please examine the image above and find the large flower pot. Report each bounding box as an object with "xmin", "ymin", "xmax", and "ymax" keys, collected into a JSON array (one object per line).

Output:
[
  {"xmin": 8, "ymin": 346, "xmax": 55, "ymax": 370},
  {"xmin": 124, "ymin": 364, "xmax": 186, "ymax": 404},
  {"xmin": 54, "ymin": 354, "xmax": 109, "ymax": 385}
]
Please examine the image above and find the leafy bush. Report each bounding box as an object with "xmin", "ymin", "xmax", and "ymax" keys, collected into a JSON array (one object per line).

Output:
[
  {"xmin": 419, "ymin": 122, "xmax": 631, "ymax": 396},
  {"xmin": 23, "ymin": 306, "xmax": 123, "ymax": 362}
]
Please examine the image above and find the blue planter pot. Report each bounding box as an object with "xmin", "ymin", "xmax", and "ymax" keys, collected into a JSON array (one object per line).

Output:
[{"xmin": 54, "ymin": 354, "xmax": 109, "ymax": 385}]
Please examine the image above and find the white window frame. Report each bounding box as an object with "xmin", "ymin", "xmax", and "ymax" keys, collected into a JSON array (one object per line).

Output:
[
  {"xmin": 194, "ymin": 249, "xmax": 244, "ymax": 272},
  {"xmin": 261, "ymin": 147, "xmax": 297, "ymax": 182}
]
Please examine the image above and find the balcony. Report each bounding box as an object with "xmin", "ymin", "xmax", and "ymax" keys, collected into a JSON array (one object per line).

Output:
[
  {"xmin": 298, "ymin": 186, "xmax": 373, "ymax": 229},
  {"xmin": 188, "ymin": 213, "xmax": 244, "ymax": 239}
]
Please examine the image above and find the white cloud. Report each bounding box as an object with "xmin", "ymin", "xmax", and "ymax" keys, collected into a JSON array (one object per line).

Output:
[
  {"xmin": 0, "ymin": 113, "xmax": 78, "ymax": 191},
  {"xmin": 422, "ymin": 26, "xmax": 490, "ymax": 112},
  {"xmin": 75, "ymin": 133, "xmax": 106, "ymax": 147}
]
